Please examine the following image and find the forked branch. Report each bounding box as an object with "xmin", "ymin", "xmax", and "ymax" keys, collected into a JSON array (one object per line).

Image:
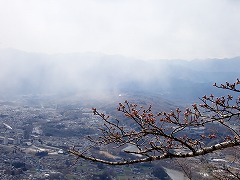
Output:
[{"xmin": 69, "ymin": 79, "xmax": 240, "ymax": 165}]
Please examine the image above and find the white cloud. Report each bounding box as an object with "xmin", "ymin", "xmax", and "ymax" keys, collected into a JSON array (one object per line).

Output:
[{"xmin": 0, "ymin": 0, "xmax": 239, "ymax": 59}]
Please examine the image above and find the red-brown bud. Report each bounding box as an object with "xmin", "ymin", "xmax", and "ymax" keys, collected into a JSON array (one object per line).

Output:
[{"xmin": 208, "ymin": 134, "xmax": 217, "ymax": 139}]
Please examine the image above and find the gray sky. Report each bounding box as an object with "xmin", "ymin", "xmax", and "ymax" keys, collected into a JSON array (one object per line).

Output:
[{"xmin": 0, "ymin": 0, "xmax": 240, "ymax": 60}]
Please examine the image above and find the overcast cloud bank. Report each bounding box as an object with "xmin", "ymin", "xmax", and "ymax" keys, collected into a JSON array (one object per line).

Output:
[{"xmin": 0, "ymin": 0, "xmax": 240, "ymax": 59}]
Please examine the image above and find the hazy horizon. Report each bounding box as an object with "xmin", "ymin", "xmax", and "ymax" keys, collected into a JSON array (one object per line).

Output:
[{"xmin": 1, "ymin": 47, "xmax": 240, "ymax": 61}]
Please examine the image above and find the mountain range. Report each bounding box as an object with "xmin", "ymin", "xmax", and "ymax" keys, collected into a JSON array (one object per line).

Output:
[{"xmin": 0, "ymin": 48, "xmax": 239, "ymax": 103}]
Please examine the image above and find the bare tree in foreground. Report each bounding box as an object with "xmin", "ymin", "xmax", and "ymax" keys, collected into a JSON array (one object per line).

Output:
[{"xmin": 69, "ymin": 79, "xmax": 240, "ymax": 166}]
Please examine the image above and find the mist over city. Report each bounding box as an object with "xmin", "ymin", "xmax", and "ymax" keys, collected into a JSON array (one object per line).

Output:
[{"xmin": 0, "ymin": 48, "xmax": 239, "ymax": 104}]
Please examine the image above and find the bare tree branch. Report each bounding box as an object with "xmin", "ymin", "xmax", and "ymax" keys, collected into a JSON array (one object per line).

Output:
[{"xmin": 69, "ymin": 79, "xmax": 240, "ymax": 168}]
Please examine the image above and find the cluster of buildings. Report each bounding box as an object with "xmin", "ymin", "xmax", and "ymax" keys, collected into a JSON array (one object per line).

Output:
[{"xmin": 0, "ymin": 97, "xmax": 239, "ymax": 179}]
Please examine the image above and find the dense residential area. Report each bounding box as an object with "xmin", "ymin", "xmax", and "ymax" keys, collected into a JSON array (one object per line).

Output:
[{"xmin": 0, "ymin": 94, "xmax": 239, "ymax": 179}]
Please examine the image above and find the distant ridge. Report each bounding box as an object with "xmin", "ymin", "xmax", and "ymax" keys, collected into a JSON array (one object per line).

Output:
[{"xmin": 0, "ymin": 48, "xmax": 239, "ymax": 102}]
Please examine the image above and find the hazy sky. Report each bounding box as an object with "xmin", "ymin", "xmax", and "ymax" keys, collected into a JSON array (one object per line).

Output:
[{"xmin": 0, "ymin": 0, "xmax": 240, "ymax": 60}]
